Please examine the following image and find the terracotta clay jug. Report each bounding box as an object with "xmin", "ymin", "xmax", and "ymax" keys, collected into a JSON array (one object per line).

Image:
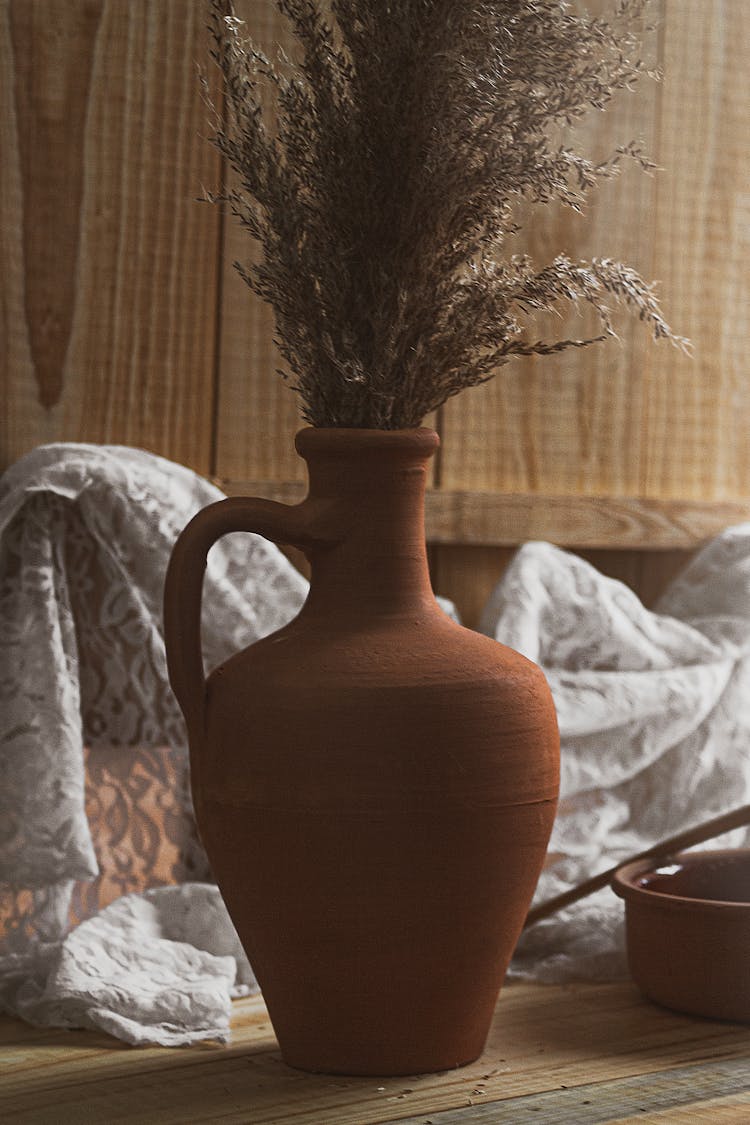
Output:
[{"xmin": 164, "ymin": 427, "xmax": 559, "ymax": 1075}]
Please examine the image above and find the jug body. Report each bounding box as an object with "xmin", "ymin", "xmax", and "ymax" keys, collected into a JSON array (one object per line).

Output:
[{"xmin": 164, "ymin": 427, "xmax": 559, "ymax": 1075}]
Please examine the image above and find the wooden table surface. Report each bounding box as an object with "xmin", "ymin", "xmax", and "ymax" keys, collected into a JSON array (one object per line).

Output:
[{"xmin": 1, "ymin": 980, "xmax": 749, "ymax": 1124}]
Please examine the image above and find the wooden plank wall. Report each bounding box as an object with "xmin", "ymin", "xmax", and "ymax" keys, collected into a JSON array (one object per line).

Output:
[
  {"xmin": 0, "ymin": 0, "xmax": 222, "ymax": 474},
  {"xmin": 2, "ymin": 0, "xmax": 749, "ymax": 625}
]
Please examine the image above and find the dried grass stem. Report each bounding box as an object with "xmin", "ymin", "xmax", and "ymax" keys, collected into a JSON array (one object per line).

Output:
[{"xmin": 205, "ymin": 0, "xmax": 687, "ymax": 429}]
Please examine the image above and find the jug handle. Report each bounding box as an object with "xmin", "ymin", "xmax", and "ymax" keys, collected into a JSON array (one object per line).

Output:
[{"xmin": 163, "ymin": 496, "xmax": 319, "ymax": 742}]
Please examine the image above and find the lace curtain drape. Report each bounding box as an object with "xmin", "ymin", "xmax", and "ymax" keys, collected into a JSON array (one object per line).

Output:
[
  {"xmin": 1, "ymin": 444, "xmax": 749, "ymax": 1043},
  {"xmin": 0, "ymin": 444, "xmax": 308, "ymax": 952}
]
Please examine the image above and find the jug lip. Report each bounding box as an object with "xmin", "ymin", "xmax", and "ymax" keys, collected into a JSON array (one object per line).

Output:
[
  {"xmin": 295, "ymin": 426, "xmax": 440, "ymax": 458},
  {"xmin": 612, "ymin": 847, "xmax": 750, "ymax": 913}
]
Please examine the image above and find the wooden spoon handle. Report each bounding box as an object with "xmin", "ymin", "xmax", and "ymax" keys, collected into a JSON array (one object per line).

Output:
[{"xmin": 524, "ymin": 803, "xmax": 750, "ymax": 929}]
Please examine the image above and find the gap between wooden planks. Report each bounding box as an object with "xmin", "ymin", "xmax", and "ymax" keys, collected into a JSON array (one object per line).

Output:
[{"xmin": 1, "ymin": 980, "xmax": 749, "ymax": 1124}]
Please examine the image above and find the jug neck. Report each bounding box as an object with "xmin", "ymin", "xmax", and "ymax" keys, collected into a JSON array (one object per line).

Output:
[{"xmin": 295, "ymin": 427, "xmax": 439, "ymax": 620}]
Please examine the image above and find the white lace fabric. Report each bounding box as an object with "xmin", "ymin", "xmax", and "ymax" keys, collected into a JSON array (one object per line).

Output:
[
  {"xmin": 1, "ymin": 443, "xmax": 749, "ymax": 1044},
  {"xmin": 1, "ymin": 884, "xmax": 257, "ymax": 1046},
  {"xmin": 488, "ymin": 535, "xmax": 750, "ymax": 980}
]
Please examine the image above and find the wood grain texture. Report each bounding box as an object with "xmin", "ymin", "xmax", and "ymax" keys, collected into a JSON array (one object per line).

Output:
[
  {"xmin": 9, "ymin": 0, "xmax": 103, "ymax": 411},
  {"xmin": 212, "ymin": 0, "xmax": 307, "ymax": 484},
  {"xmin": 214, "ymin": 480, "xmax": 726, "ymax": 624},
  {"xmin": 389, "ymin": 1061, "xmax": 750, "ymax": 1123},
  {"xmin": 216, "ymin": 479, "xmax": 750, "ymax": 549},
  {"xmin": 2, "ymin": 981, "xmax": 749, "ymax": 1123},
  {"xmin": 0, "ymin": 0, "xmax": 222, "ymax": 474},
  {"xmin": 435, "ymin": 0, "xmax": 750, "ymax": 505},
  {"xmin": 641, "ymin": 0, "xmax": 750, "ymax": 501},
  {"xmin": 437, "ymin": 0, "xmax": 664, "ymax": 498},
  {"xmin": 428, "ymin": 0, "xmax": 749, "ymax": 616},
  {"xmin": 3, "ymin": 1, "xmax": 748, "ymax": 618}
]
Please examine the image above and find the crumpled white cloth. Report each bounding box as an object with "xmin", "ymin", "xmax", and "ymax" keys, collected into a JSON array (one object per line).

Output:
[
  {"xmin": 0, "ymin": 443, "xmax": 308, "ymax": 907},
  {"xmin": 0, "ymin": 884, "xmax": 256, "ymax": 1045},
  {"xmin": 485, "ymin": 533, "xmax": 750, "ymax": 981},
  {"xmin": 1, "ymin": 442, "xmax": 749, "ymax": 1045},
  {"xmin": 0, "ymin": 442, "xmax": 306, "ymax": 1044}
]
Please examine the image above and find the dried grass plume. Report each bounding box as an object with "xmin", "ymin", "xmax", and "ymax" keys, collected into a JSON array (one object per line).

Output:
[{"xmin": 204, "ymin": 0, "xmax": 688, "ymax": 429}]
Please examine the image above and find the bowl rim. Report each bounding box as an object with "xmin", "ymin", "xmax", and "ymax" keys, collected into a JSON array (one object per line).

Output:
[{"xmin": 612, "ymin": 847, "xmax": 750, "ymax": 912}]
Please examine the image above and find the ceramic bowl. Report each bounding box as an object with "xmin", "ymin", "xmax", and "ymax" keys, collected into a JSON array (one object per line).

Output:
[{"xmin": 612, "ymin": 848, "xmax": 750, "ymax": 1023}]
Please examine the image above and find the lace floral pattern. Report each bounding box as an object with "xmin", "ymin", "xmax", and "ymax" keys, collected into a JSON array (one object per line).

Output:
[
  {"xmin": 0, "ymin": 744, "xmax": 199, "ymax": 953},
  {"xmin": 1, "ymin": 442, "xmax": 749, "ymax": 1039},
  {"xmin": 481, "ymin": 536, "xmax": 750, "ymax": 979},
  {"xmin": 0, "ymin": 444, "xmax": 308, "ymax": 950}
]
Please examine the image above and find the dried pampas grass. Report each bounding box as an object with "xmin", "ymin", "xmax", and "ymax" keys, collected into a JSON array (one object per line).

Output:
[{"xmin": 204, "ymin": 0, "xmax": 688, "ymax": 429}]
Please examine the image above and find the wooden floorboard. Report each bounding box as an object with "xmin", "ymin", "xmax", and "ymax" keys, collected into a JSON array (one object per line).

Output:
[
  {"xmin": 389, "ymin": 1059, "xmax": 750, "ymax": 1124},
  {"xmin": 1, "ymin": 981, "xmax": 749, "ymax": 1123}
]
